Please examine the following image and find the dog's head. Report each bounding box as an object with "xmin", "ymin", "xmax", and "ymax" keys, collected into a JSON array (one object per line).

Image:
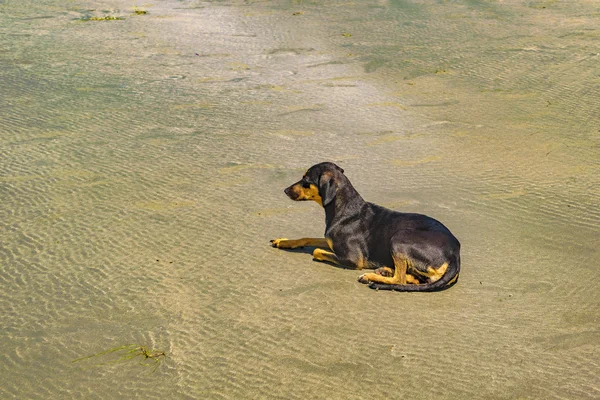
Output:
[{"xmin": 284, "ymin": 162, "xmax": 345, "ymax": 207}]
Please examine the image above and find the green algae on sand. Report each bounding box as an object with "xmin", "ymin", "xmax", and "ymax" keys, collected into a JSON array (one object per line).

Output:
[{"xmin": 73, "ymin": 344, "xmax": 167, "ymax": 373}]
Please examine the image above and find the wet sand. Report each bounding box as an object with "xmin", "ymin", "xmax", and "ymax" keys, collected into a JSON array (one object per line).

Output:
[{"xmin": 1, "ymin": 0, "xmax": 599, "ymax": 398}]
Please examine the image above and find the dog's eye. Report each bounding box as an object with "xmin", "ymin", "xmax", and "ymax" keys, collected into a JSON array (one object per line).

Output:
[{"xmin": 302, "ymin": 182, "xmax": 311, "ymax": 189}]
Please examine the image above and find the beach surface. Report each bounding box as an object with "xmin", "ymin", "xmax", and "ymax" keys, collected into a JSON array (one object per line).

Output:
[{"xmin": 1, "ymin": 0, "xmax": 599, "ymax": 398}]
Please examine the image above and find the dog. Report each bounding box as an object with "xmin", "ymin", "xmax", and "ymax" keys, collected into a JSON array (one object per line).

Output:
[{"xmin": 270, "ymin": 162, "xmax": 460, "ymax": 291}]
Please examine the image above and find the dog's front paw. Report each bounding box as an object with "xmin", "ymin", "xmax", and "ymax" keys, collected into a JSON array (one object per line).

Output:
[
  {"xmin": 357, "ymin": 273, "xmax": 371, "ymax": 284},
  {"xmin": 270, "ymin": 238, "xmax": 288, "ymax": 248}
]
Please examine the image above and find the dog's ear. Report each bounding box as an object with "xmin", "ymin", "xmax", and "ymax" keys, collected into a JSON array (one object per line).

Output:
[{"xmin": 319, "ymin": 171, "xmax": 338, "ymax": 206}]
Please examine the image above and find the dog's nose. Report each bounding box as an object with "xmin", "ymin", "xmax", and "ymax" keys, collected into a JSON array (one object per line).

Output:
[{"xmin": 284, "ymin": 187, "xmax": 292, "ymax": 197}]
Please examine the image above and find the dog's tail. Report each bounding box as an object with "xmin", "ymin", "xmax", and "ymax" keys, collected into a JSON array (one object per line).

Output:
[{"xmin": 368, "ymin": 255, "xmax": 460, "ymax": 292}]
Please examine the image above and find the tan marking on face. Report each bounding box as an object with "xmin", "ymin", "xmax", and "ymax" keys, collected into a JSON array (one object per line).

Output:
[{"xmin": 291, "ymin": 183, "xmax": 323, "ymax": 205}]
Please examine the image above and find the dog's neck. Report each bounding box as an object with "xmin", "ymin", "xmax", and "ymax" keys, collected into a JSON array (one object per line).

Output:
[{"xmin": 324, "ymin": 179, "xmax": 366, "ymax": 228}]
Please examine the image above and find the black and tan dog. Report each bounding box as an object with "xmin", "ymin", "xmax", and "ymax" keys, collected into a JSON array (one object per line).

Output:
[{"xmin": 270, "ymin": 162, "xmax": 460, "ymax": 291}]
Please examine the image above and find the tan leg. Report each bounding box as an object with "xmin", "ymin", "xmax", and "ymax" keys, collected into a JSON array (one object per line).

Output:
[
  {"xmin": 270, "ymin": 238, "xmax": 330, "ymax": 249},
  {"xmin": 394, "ymin": 254, "xmax": 407, "ymax": 284},
  {"xmin": 406, "ymin": 262, "xmax": 449, "ymax": 283},
  {"xmin": 374, "ymin": 267, "xmax": 394, "ymax": 277},
  {"xmin": 312, "ymin": 248, "xmax": 341, "ymax": 265},
  {"xmin": 358, "ymin": 254, "xmax": 420, "ymax": 285},
  {"xmin": 358, "ymin": 272, "xmax": 420, "ymax": 285},
  {"xmin": 313, "ymin": 249, "xmax": 376, "ymax": 271}
]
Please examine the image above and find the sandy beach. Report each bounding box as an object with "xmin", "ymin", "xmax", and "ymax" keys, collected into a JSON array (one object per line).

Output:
[{"xmin": 1, "ymin": 0, "xmax": 599, "ymax": 398}]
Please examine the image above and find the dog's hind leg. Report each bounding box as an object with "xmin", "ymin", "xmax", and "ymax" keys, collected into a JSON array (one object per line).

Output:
[
  {"xmin": 314, "ymin": 250, "xmax": 381, "ymax": 271},
  {"xmin": 358, "ymin": 254, "xmax": 420, "ymax": 285},
  {"xmin": 374, "ymin": 267, "xmax": 394, "ymax": 277},
  {"xmin": 271, "ymin": 238, "xmax": 330, "ymax": 249}
]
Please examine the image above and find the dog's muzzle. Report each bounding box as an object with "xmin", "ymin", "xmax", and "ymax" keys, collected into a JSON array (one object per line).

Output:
[{"xmin": 284, "ymin": 185, "xmax": 297, "ymax": 200}]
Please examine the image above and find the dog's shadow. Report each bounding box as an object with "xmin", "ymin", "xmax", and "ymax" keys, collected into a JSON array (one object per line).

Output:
[{"xmin": 275, "ymin": 247, "xmax": 355, "ymax": 270}]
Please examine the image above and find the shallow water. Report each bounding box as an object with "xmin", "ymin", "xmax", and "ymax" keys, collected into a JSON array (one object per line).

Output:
[{"xmin": 1, "ymin": 0, "xmax": 598, "ymax": 398}]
